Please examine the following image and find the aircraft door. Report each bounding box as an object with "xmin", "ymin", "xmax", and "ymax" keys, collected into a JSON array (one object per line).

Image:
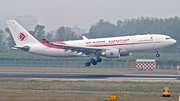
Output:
[
  {"xmin": 155, "ymin": 36, "xmax": 160, "ymax": 43},
  {"xmin": 152, "ymin": 36, "xmax": 160, "ymax": 49}
]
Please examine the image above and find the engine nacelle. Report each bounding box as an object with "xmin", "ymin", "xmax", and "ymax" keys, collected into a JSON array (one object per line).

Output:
[{"xmin": 105, "ymin": 49, "xmax": 120, "ymax": 58}]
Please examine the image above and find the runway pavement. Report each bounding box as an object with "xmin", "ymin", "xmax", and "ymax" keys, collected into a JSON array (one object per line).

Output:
[{"xmin": 0, "ymin": 73, "xmax": 180, "ymax": 80}]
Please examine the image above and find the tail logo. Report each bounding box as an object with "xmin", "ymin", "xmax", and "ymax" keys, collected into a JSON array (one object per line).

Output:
[{"xmin": 18, "ymin": 33, "xmax": 28, "ymax": 41}]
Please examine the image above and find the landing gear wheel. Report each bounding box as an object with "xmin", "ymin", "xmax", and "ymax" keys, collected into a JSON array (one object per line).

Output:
[
  {"xmin": 85, "ymin": 62, "xmax": 91, "ymax": 66},
  {"xmin": 92, "ymin": 61, "xmax": 97, "ymax": 65},
  {"xmin": 90, "ymin": 59, "xmax": 96, "ymax": 63},
  {"xmin": 97, "ymin": 58, "xmax": 102, "ymax": 62},
  {"xmin": 156, "ymin": 54, "xmax": 160, "ymax": 57}
]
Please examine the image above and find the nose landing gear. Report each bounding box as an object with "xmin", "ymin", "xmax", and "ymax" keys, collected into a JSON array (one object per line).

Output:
[
  {"xmin": 156, "ymin": 50, "xmax": 160, "ymax": 57},
  {"xmin": 156, "ymin": 54, "xmax": 160, "ymax": 57}
]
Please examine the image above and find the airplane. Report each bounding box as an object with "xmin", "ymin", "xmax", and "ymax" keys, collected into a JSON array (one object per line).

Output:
[{"xmin": 6, "ymin": 20, "xmax": 177, "ymax": 66}]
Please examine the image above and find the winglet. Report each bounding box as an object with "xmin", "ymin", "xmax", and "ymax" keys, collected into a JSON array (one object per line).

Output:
[
  {"xmin": 42, "ymin": 39, "xmax": 50, "ymax": 43},
  {"xmin": 82, "ymin": 36, "xmax": 88, "ymax": 40}
]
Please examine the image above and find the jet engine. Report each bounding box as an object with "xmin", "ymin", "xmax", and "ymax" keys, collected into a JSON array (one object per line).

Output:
[{"xmin": 105, "ymin": 49, "xmax": 120, "ymax": 58}]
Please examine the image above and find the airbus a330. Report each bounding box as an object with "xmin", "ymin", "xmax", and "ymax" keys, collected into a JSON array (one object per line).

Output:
[{"xmin": 6, "ymin": 20, "xmax": 176, "ymax": 66}]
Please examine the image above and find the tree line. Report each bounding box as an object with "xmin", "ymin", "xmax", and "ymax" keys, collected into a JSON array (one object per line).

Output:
[{"xmin": 1, "ymin": 16, "xmax": 180, "ymax": 53}]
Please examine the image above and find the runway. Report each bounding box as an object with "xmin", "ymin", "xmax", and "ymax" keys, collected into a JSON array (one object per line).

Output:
[{"xmin": 0, "ymin": 73, "xmax": 180, "ymax": 80}]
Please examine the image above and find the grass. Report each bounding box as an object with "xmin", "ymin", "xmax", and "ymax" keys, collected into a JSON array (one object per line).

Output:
[
  {"xmin": 0, "ymin": 67, "xmax": 179, "ymax": 101},
  {"xmin": 0, "ymin": 80, "xmax": 179, "ymax": 101}
]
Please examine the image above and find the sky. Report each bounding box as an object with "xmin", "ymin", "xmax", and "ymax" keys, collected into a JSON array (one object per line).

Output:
[{"xmin": 0, "ymin": 0, "xmax": 180, "ymax": 31}]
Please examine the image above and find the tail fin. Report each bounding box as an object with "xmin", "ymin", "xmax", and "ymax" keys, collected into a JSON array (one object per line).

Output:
[{"xmin": 6, "ymin": 20, "xmax": 39, "ymax": 46}]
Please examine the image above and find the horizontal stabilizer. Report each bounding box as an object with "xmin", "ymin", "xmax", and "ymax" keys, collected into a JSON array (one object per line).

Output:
[{"xmin": 12, "ymin": 46, "xmax": 30, "ymax": 51}]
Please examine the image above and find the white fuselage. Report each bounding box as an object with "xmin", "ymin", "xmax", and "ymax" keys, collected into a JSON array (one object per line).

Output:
[{"xmin": 27, "ymin": 34, "xmax": 176, "ymax": 57}]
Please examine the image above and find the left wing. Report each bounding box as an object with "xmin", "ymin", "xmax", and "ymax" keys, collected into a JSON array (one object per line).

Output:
[{"xmin": 49, "ymin": 42, "xmax": 105, "ymax": 55}]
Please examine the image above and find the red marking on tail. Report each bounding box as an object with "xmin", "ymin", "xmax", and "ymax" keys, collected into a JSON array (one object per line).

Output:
[{"xmin": 18, "ymin": 33, "xmax": 28, "ymax": 41}]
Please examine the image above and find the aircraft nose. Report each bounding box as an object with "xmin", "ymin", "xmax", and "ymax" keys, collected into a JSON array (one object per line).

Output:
[
  {"xmin": 172, "ymin": 39, "xmax": 177, "ymax": 44},
  {"xmin": 166, "ymin": 39, "xmax": 176, "ymax": 47}
]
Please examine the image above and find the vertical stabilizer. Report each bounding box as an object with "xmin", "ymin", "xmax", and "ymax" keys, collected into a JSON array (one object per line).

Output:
[{"xmin": 6, "ymin": 20, "xmax": 39, "ymax": 46}]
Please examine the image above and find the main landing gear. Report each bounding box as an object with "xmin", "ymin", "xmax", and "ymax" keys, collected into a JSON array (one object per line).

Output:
[
  {"xmin": 156, "ymin": 50, "xmax": 160, "ymax": 57},
  {"xmin": 85, "ymin": 57, "xmax": 102, "ymax": 66}
]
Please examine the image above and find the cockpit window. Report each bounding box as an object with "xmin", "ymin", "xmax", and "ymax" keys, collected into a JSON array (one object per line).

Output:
[{"xmin": 166, "ymin": 37, "xmax": 171, "ymax": 40}]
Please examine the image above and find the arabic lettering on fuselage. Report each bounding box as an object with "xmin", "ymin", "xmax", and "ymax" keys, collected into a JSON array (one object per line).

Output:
[
  {"xmin": 86, "ymin": 39, "xmax": 129, "ymax": 44},
  {"xmin": 108, "ymin": 39, "xmax": 129, "ymax": 43}
]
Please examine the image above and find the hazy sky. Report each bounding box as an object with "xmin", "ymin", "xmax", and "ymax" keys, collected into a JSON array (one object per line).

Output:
[{"xmin": 0, "ymin": 0, "xmax": 180, "ymax": 31}]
